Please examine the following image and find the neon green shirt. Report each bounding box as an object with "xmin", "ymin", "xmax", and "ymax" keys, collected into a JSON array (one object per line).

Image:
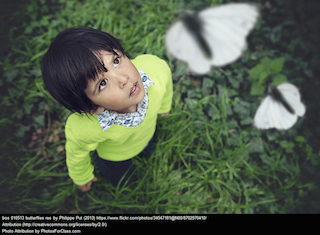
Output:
[{"xmin": 65, "ymin": 54, "xmax": 173, "ymax": 185}]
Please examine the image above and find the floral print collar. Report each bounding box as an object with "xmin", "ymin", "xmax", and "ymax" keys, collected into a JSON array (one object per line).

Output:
[{"xmin": 96, "ymin": 69, "xmax": 154, "ymax": 131}]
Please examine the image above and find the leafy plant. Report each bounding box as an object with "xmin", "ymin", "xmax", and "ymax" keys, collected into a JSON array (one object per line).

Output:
[{"xmin": 248, "ymin": 57, "xmax": 287, "ymax": 96}]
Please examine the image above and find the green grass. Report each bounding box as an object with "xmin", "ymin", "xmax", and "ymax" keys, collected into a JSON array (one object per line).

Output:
[
  {"xmin": 0, "ymin": 88, "xmax": 276, "ymax": 214},
  {"xmin": 1, "ymin": 0, "xmax": 320, "ymax": 214}
]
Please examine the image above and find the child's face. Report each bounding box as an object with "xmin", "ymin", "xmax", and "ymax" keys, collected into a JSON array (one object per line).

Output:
[{"xmin": 84, "ymin": 50, "xmax": 145, "ymax": 114}]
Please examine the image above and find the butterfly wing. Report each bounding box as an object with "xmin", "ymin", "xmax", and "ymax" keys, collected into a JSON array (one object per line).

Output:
[
  {"xmin": 199, "ymin": 3, "xmax": 259, "ymax": 67},
  {"xmin": 254, "ymin": 96, "xmax": 273, "ymax": 129},
  {"xmin": 254, "ymin": 95, "xmax": 297, "ymax": 130},
  {"xmin": 276, "ymin": 83, "xmax": 306, "ymax": 117},
  {"xmin": 165, "ymin": 20, "xmax": 212, "ymax": 74},
  {"xmin": 165, "ymin": 3, "xmax": 259, "ymax": 74},
  {"xmin": 271, "ymin": 98, "xmax": 298, "ymax": 130}
]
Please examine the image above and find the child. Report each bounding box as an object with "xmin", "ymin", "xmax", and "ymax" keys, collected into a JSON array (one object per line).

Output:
[{"xmin": 41, "ymin": 27, "xmax": 173, "ymax": 192}]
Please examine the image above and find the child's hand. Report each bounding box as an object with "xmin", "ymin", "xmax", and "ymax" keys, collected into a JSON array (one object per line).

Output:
[
  {"xmin": 76, "ymin": 176, "xmax": 98, "ymax": 192},
  {"xmin": 159, "ymin": 112, "xmax": 169, "ymax": 116}
]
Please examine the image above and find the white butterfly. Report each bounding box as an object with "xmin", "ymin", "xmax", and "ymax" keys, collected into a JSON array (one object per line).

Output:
[
  {"xmin": 165, "ymin": 3, "xmax": 259, "ymax": 74},
  {"xmin": 254, "ymin": 83, "xmax": 306, "ymax": 130}
]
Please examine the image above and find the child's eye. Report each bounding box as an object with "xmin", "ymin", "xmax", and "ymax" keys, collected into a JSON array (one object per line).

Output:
[
  {"xmin": 113, "ymin": 57, "xmax": 120, "ymax": 68},
  {"xmin": 99, "ymin": 79, "xmax": 107, "ymax": 90}
]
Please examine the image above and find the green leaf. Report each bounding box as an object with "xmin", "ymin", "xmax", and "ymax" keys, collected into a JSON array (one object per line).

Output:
[
  {"xmin": 0, "ymin": 118, "xmax": 12, "ymax": 126},
  {"xmin": 270, "ymin": 25, "xmax": 282, "ymax": 43},
  {"xmin": 201, "ymin": 78, "xmax": 214, "ymax": 96},
  {"xmin": 298, "ymin": 189, "xmax": 308, "ymax": 198},
  {"xmin": 240, "ymin": 116, "xmax": 253, "ymax": 125},
  {"xmin": 227, "ymin": 74, "xmax": 241, "ymax": 89},
  {"xmin": 15, "ymin": 125, "xmax": 28, "ymax": 138},
  {"xmin": 3, "ymin": 69, "xmax": 19, "ymax": 82},
  {"xmin": 250, "ymin": 82, "xmax": 265, "ymax": 96},
  {"xmin": 279, "ymin": 140, "xmax": 288, "ymax": 148},
  {"xmin": 202, "ymin": 77, "xmax": 214, "ymax": 88},
  {"xmin": 233, "ymin": 100, "xmax": 251, "ymax": 116},
  {"xmin": 258, "ymin": 71, "xmax": 269, "ymax": 84},
  {"xmin": 248, "ymin": 64, "xmax": 265, "ymax": 80},
  {"xmin": 35, "ymin": 115, "xmax": 45, "ymax": 127},
  {"xmin": 241, "ymin": 51, "xmax": 250, "ymax": 63},
  {"xmin": 196, "ymin": 93, "xmax": 202, "ymax": 99},
  {"xmin": 23, "ymin": 103, "xmax": 34, "ymax": 115},
  {"xmin": 187, "ymin": 90, "xmax": 198, "ymax": 98},
  {"xmin": 269, "ymin": 57, "xmax": 285, "ymax": 74},
  {"xmin": 310, "ymin": 154, "xmax": 320, "ymax": 166},
  {"xmin": 200, "ymin": 96, "xmax": 210, "ymax": 105},
  {"xmin": 272, "ymin": 74, "xmax": 288, "ymax": 86},
  {"xmin": 184, "ymin": 98, "xmax": 198, "ymax": 110},
  {"xmin": 30, "ymin": 66, "xmax": 41, "ymax": 76},
  {"xmin": 266, "ymin": 131, "xmax": 280, "ymax": 141},
  {"xmin": 173, "ymin": 61, "xmax": 188, "ymax": 77},
  {"xmin": 279, "ymin": 140, "xmax": 295, "ymax": 153},
  {"xmin": 260, "ymin": 57, "xmax": 272, "ymax": 67},
  {"xmin": 207, "ymin": 105, "xmax": 218, "ymax": 118},
  {"xmin": 247, "ymin": 138, "xmax": 264, "ymax": 153},
  {"xmin": 181, "ymin": 79, "xmax": 192, "ymax": 86},
  {"xmin": 304, "ymin": 69, "xmax": 313, "ymax": 77},
  {"xmin": 295, "ymin": 136, "xmax": 306, "ymax": 143}
]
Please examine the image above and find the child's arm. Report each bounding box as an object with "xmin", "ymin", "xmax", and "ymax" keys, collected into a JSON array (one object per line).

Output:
[
  {"xmin": 157, "ymin": 60, "xmax": 173, "ymax": 115},
  {"xmin": 65, "ymin": 118, "xmax": 99, "ymax": 190}
]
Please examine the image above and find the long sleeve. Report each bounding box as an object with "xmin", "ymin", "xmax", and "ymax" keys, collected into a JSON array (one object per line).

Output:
[
  {"xmin": 158, "ymin": 61, "xmax": 173, "ymax": 114},
  {"xmin": 65, "ymin": 119, "xmax": 98, "ymax": 185}
]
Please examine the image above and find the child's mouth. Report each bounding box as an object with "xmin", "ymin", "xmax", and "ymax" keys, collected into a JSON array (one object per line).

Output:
[{"xmin": 130, "ymin": 82, "xmax": 139, "ymax": 97}]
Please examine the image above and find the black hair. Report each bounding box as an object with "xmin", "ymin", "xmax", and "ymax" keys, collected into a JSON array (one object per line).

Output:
[{"xmin": 41, "ymin": 27, "xmax": 126, "ymax": 114}]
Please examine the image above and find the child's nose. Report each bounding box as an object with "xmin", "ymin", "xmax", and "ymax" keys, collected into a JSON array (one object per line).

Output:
[{"xmin": 115, "ymin": 73, "xmax": 129, "ymax": 87}]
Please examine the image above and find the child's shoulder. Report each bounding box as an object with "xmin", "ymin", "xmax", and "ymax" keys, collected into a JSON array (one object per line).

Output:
[
  {"xmin": 65, "ymin": 113, "xmax": 101, "ymax": 141},
  {"xmin": 131, "ymin": 54, "xmax": 170, "ymax": 75},
  {"xmin": 132, "ymin": 54, "xmax": 163, "ymax": 62}
]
